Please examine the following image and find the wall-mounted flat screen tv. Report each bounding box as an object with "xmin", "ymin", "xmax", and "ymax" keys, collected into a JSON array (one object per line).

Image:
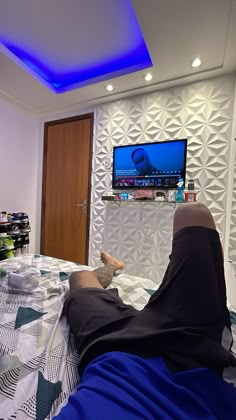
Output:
[{"xmin": 112, "ymin": 139, "xmax": 187, "ymax": 189}]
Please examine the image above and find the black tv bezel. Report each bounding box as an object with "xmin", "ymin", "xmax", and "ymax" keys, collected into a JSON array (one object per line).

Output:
[{"xmin": 112, "ymin": 139, "xmax": 187, "ymax": 190}]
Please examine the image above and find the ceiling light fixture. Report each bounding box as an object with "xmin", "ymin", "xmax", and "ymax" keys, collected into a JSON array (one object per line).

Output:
[
  {"xmin": 106, "ymin": 84, "xmax": 114, "ymax": 92},
  {"xmin": 191, "ymin": 57, "xmax": 202, "ymax": 68},
  {"xmin": 145, "ymin": 73, "xmax": 153, "ymax": 81}
]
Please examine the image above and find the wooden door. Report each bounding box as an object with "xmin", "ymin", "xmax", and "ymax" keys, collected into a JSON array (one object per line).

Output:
[{"xmin": 41, "ymin": 114, "xmax": 93, "ymax": 264}]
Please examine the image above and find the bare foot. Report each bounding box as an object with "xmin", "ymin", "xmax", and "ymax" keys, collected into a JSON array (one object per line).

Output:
[{"xmin": 100, "ymin": 251, "xmax": 125, "ymax": 271}]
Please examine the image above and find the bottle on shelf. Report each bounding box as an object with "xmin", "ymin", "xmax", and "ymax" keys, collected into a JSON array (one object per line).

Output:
[
  {"xmin": 187, "ymin": 179, "xmax": 195, "ymax": 191},
  {"xmin": 185, "ymin": 179, "xmax": 196, "ymax": 202},
  {"xmin": 175, "ymin": 178, "xmax": 185, "ymax": 203}
]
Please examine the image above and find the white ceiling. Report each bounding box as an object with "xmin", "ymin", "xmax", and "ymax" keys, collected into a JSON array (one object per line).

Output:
[{"xmin": 0, "ymin": 0, "xmax": 236, "ymax": 116}]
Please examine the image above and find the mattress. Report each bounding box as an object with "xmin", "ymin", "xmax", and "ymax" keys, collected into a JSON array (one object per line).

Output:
[{"xmin": 0, "ymin": 254, "xmax": 235, "ymax": 419}]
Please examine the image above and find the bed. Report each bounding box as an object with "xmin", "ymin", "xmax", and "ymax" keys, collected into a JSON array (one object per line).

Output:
[
  {"xmin": 0, "ymin": 254, "xmax": 158, "ymax": 419},
  {"xmin": 0, "ymin": 254, "xmax": 236, "ymax": 419}
]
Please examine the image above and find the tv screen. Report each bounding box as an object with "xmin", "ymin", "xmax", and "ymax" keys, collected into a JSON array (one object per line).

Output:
[{"xmin": 112, "ymin": 139, "xmax": 187, "ymax": 189}]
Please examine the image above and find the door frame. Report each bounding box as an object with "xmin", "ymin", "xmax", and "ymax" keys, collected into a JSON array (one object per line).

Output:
[{"xmin": 40, "ymin": 113, "xmax": 94, "ymax": 264}]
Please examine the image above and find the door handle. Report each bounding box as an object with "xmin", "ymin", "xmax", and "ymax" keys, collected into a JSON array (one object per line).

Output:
[{"xmin": 77, "ymin": 200, "xmax": 87, "ymax": 214}]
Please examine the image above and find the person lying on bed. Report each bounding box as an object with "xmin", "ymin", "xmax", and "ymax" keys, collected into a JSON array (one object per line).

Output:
[{"xmin": 55, "ymin": 202, "xmax": 236, "ymax": 420}]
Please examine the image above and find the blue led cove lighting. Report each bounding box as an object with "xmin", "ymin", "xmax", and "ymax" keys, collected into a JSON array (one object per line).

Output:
[{"xmin": 0, "ymin": 1, "xmax": 152, "ymax": 93}]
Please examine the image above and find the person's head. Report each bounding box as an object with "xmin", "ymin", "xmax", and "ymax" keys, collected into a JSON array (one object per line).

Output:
[{"xmin": 131, "ymin": 148, "xmax": 150, "ymax": 174}]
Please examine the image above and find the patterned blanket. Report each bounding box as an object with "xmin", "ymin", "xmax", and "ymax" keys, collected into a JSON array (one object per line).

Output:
[
  {"xmin": 0, "ymin": 255, "xmax": 236, "ymax": 419},
  {"xmin": 0, "ymin": 254, "xmax": 158, "ymax": 419}
]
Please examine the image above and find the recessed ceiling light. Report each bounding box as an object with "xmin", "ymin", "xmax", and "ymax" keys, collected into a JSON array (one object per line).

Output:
[
  {"xmin": 145, "ymin": 73, "xmax": 153, "ymax": 81},
  {"xmin": 106, "ymin": 84, "xmax": 114, "ymax": 92},
  {"xmin": 191, "ymin": 57, "xmax": 202, "ymax": 68}
]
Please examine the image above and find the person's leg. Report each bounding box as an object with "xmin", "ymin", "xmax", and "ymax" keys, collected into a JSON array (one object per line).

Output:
[
  {"xmin": 69, "ymin": 270, "xmax": 103, "ymax": 290},
  {"xmin": 147, "ymin": 201, "xmax": 226, "ymax": 314},
  {"xmin": 138, "ymin": 202, "xmax": 235, "ymax": 372},
  {"xmin": 94, "ymin": 251, "xmax": 125, "ymax": 288},
  {"xmin": 68, "ymin": 251, "xmax": 125, "ymax": 291},
  {"xmin": 70, "ymin": 203, "xmax": 217, "ymax": 291},
  {"xmin": 63, "ymin": 252, "xmax": 136, "ymax": 372},
  {"xmin": 173, "ymin": 202, "xmax": 216, "ymax": 235}
]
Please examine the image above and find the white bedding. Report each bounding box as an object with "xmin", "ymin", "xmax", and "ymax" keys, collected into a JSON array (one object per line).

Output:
[{"xmin": 0, "ymin": 254, "xmax": 235, "ymax": 419}]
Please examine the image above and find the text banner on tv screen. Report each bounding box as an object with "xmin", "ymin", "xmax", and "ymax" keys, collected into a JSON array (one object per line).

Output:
[{"xmin": 112, "ymin": 139, "xmax": 187, "ymax": 189}]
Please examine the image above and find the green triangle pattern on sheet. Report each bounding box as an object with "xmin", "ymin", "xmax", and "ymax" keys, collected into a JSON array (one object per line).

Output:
[
  {"xmin": 113, "ymin": 272, "xmax": 120, "ymax": 277},
  {"xmin": 230, "ymin": 311, "xmax": 236, "ymax": 325},
  {"xmin": 59, "ymin": 271, "xmax": 69, "ymax": 281},
  {"xmin": 15, "ymin": 307, "xmax": 47, "ymax": 329},
  {"xmin": 40, "ymin": 269, "xmax": 51, "ymax": 275},
  {"xmin": 144, "ymin": 288, "xmax": 155, "ymax": 296},
  {"xmin": 36, "ymin": 371, "xmax": 62, "ymax": 420}
]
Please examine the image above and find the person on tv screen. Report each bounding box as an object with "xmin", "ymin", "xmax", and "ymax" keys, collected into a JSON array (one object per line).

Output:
[{"xmin": 131, "ymin": 147, "xmax": 158, "ymax": 176}]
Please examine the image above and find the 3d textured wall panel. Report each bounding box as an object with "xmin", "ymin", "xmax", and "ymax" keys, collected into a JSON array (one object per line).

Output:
[
  {"xmin": 89, "ymin": 75, "xmax": 234, "ymax": 284},
  {"xmin": 229, "ymin": 153, "xmax": 236, "ymax": 266}
]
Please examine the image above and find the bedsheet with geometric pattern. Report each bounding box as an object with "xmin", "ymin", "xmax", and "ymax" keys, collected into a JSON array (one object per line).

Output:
[
  {"xmin": 0, "ymin": 254, "xmax": 236, "ymax": 419},
  {"xmin": 0, "ymin": 254, "xmax": 159, "ymax": 419}
]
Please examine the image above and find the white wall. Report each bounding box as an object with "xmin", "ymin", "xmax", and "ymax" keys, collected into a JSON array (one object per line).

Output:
[
  {"xmin": 36, "ymin": 74, "xmax": 236, "ymax": 291},
  {"xmin": 0, "ymin": 96, "xmax": 39, "ymax": 251},
  {"xmin": 226, "ymin": 77, "xmax": 236, "ymax": 308},
  {"xmin": 228, "ymin": 79, "xmax": 236, "ymax": 264},
  {"xmin": 1, "ymin": 73, "xmax": 236, "ymax": 296},
  {"xmin": 89, "ymin": 74, "xmax": 236, "ymax": 284}
]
